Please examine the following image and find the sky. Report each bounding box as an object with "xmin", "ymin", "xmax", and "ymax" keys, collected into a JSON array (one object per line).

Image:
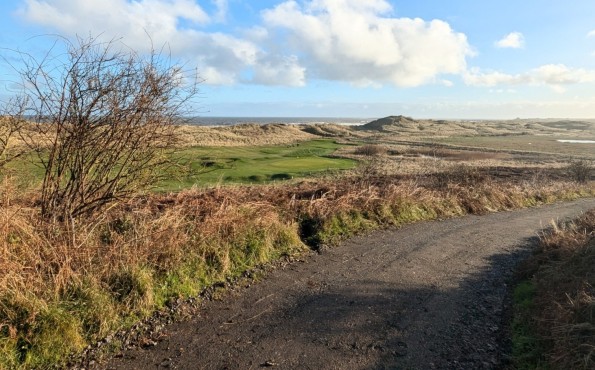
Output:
[{"xmin": 1, "ymin": 0, "xmax": 595, "ymax": 119}]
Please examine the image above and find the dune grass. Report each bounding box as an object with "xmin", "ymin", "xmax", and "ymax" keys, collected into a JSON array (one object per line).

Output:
[{"xmin": 433, "ymin": 135, "xmax": 595, "ymax": 158}]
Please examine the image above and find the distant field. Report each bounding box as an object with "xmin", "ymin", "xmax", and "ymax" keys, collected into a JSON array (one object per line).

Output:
[
  {"xmin": 158, "ymin": 139, "xmax": 357, "ymax": 190},
  {"xmin": 431, "ymin": 135, "xmax": 595, "ymax": 158},
  {"xmin": 3, "ymin": 139, "xmax": 357, "ymax": 191}
]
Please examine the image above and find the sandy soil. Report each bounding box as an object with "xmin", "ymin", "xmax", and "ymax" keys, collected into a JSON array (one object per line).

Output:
[{"xmin": 96, "ymin": 199, "xmax": 595, "ymax": 370}]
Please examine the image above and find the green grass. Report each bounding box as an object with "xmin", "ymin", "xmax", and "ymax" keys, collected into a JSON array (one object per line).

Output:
[
  {"xmin": 2, "ymin": 139, "xmax": 357, "ymax": 192},
  {"xmin": 159, "ymin": 139, "xmax": 357, "ymax": 190},
  {"xmin": 511, "ymin": 280, "xmax": 546, "ymax": 369}
]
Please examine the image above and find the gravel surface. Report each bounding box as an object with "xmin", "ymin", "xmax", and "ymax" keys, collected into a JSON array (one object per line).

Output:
[{"xmin": 94, "ymin": 199, "xmax": 595, "ymax": 370}]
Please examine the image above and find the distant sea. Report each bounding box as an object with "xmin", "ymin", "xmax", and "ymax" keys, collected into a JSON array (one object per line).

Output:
[{"xmin": 184, "ymin": 117, "xmax": 373, "ymax": 126}]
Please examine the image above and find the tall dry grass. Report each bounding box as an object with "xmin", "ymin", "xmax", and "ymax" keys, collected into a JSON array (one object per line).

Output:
[
  {"xmin": 0, "ymin": 171, "xmax": 594, "ymax": 368},
  {"xmin": 523, "ymin": 209, "xmax": 595, "ymax": 369}
]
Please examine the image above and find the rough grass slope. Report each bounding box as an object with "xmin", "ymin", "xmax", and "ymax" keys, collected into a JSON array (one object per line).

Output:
[{"xmin": 0, "ymin": 173, "xmax": 594, "ymax": 368}]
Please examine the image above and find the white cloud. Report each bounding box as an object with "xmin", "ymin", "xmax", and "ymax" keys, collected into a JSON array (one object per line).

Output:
[
  {"xmin": 18, "ymin": 0, "xmax": 210, "ymax": 52},
  {"xmin": 212, "ymin": 0, "xmax": 228, "ymax": 22},
  {"xmin": 16, "ymin": 0, "xmax": 473, "ymax": 88},
  {"xmin": 441, "ymin": 79, "xmax": 454, "ymax": 87},
  {"xmin": 262, "ymin": 0, "xmax": 472, "ymax": 87},
  {"xmin": 588, "ymin": 30, "xmax": 595, "ymax": 38},
  {"xmin": 495, "ymin": 32, "xmax": 525, "ymax": 49},
  {"xmin": 251, "ymin": 55, "xmax": 306, "ymax": 86},
  {"xmin": 464, "ymin": 68, "xmax": 527, "ymax": 86},
  {"xmin": 464, "ymin": 64, "xmax": 595, "ymax": 91},
  {"xmin": 16, "ymin": 0, "xmax": 296, "ymax": 86},
  {"xmin": 532, "ymin": 64, "xmax": 595, "ymax": 84}
]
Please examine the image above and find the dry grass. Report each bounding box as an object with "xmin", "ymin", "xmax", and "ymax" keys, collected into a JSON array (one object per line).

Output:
[
  {"xmin": 175, "ymin": 123, "xmax": 317, "ymax": 147},
  {"xmin": 520, "ymin": 210, "xmax": 595, "ymax": 369},
  {"xmin": 358, "ymin": 116, "xmax": 595, "ymax": 138},
  {"xmin": 0, "ymin": 169, "xmax": 594, "ymax": 368}
]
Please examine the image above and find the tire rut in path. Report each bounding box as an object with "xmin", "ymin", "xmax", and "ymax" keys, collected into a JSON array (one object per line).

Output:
[{"xmin": 100, "ymin": 199, "xmax": 595, "ymax": 370}]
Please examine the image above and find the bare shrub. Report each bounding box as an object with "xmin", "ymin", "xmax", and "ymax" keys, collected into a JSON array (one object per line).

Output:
[
  {"xmin": 567, "ymin": 159, "xmax": 593, "ymax": 183},
  {"xmin": 0, "ymin": 99, "xmax": 28, "ymax": 170},
  {"xmin": 354, "ymin": 144, "xmax": 386, "ymax": 156},
  {"xmin": 8, "ymin": 36, "xmax": 199, "ymax": 220}
]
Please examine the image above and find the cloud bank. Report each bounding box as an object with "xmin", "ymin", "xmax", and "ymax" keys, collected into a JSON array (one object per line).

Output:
[
  {"xmin": 14, "ymin": 0, "xmax": 595, "ymax": 92},
  {"xmin": 262, "ymin": 0, "xmax": 472, "ymax": 87},
  {"xmin": 464, "ymin": 64, "xmax": 595, "ymax": 92},
  {"xmin": 16, "ymin": 0, "xmax": 471, "ymax": 87}
]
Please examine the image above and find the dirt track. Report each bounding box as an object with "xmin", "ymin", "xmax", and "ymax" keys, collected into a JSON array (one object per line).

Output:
[{"xmin": 100, "ymin": 199, "xmax": 595, "ymax": 370}]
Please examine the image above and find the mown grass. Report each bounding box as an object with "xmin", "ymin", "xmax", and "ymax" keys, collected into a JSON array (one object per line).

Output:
[
  {"xmin": 160, "ymin": 139, "xmax": 355, "ymax": 190},
  {"xmin": 512, "ymin": 209, "xmax": 595, "ymax": 369},
  {"xmin": 2, "ymin": 139, "xmax": 357, "ymax": 191}
]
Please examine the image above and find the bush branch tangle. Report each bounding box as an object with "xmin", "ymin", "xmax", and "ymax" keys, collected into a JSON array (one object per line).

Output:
[
  {"xmin": 0, "ymin": 99, "xmax": 28, "ymax": 171},
  {"xmin": 9, "ymin": 35, "xmax": 200, "ymax": 220}
]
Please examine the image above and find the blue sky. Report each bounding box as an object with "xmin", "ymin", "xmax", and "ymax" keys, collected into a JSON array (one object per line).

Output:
[{"xmin": 1, "ymin": 0, "xmax": 595, "ymax": 118}]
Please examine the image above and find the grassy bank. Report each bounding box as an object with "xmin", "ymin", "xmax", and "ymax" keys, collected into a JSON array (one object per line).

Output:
[
  {"xmin": 512, "ymin": 208, "xmax": 595, "ymax": 369},
  {"xmin": 1, "ymin": 173, "xmax": 594, "ymax": 368}
]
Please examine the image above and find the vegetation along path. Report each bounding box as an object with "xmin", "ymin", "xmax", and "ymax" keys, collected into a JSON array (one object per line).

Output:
[{"xmin": 100, "ymin": 199, "xmax": 595, "ymax": 370}]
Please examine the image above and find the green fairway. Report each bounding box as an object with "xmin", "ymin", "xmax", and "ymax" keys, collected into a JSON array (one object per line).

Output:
[
  {"xmin": 158, "ymin": 139, "xmax": 357, "ymax": 190},
  {"xmin": 3, "ymin": 139, "xmax": 357, "ymax": 192}
]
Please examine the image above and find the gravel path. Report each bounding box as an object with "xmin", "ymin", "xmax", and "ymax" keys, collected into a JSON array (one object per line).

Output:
[{"xmin": 99, "ymin": 199, "xmax": 595, "ymax": 370}]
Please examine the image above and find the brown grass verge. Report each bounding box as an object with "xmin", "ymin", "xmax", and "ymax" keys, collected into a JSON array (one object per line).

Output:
[
  {"xmin": 0, "ymin": 172, "xmax": 594, "ymax": 368},
  {"xmin": 518, "ymin": 209, "xmax": 595, "ymax": 369}
]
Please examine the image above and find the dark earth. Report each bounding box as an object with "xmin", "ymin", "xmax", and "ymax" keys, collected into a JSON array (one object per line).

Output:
[{"xmin": 89, "ymin": 199, "xmax": 595, "ymax": 370}]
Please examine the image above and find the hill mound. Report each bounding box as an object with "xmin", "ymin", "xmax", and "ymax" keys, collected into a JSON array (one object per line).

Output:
[{"xmin": 357, "ymin": 115, "xmax": 419, "ymax": 131}]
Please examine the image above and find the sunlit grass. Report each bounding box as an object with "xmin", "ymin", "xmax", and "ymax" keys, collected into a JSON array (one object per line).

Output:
[{"xmin": 158, "ymin": 139, "xmax": 357, "ymax": 190}]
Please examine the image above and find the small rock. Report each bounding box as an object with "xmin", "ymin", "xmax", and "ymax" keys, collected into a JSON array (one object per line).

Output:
[{"xmin": 160, "ymin": 357, "xmax": 172, "ymax": 368}]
